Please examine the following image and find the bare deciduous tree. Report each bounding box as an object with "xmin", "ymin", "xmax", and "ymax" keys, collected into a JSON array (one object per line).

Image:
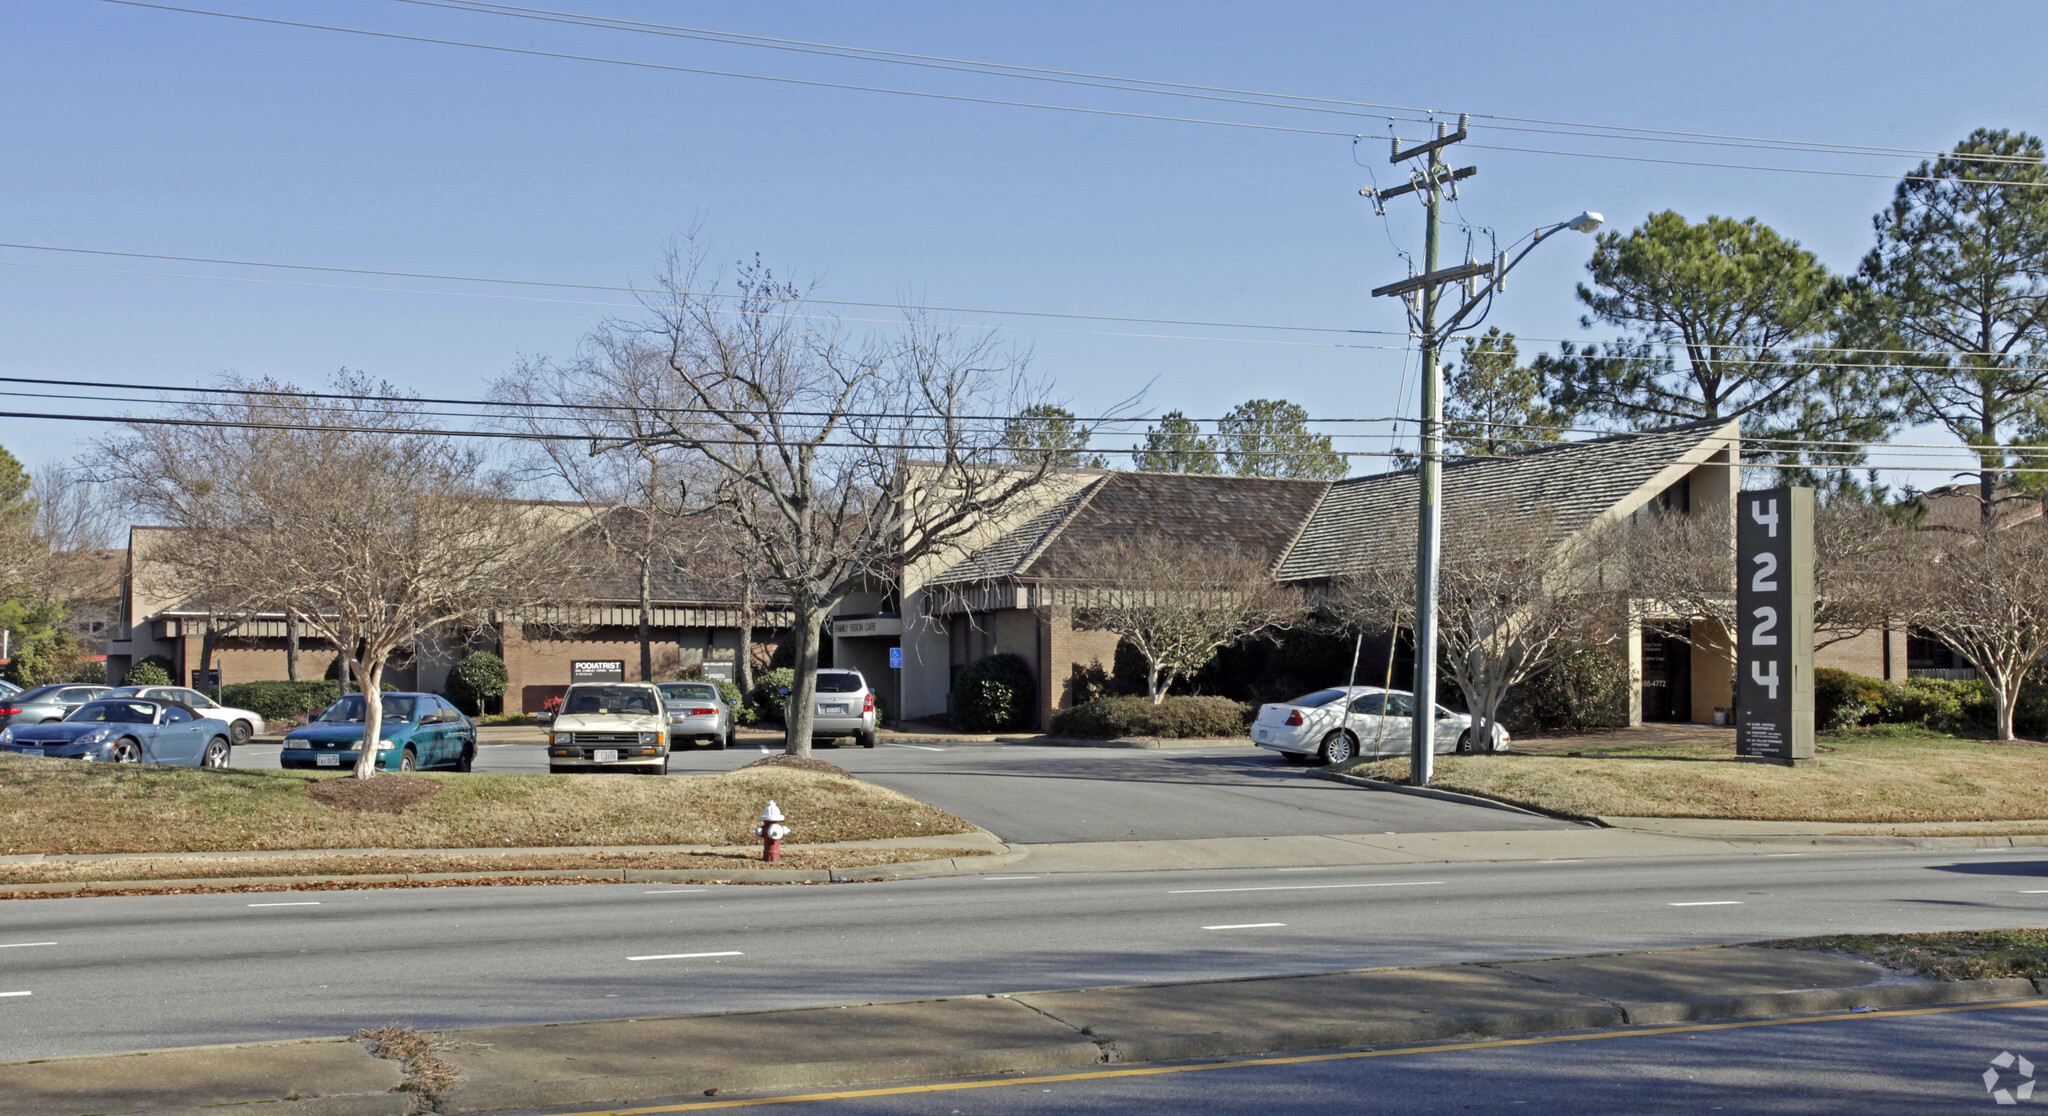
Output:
[
  {"xmin": 1335, "ymin": 505, "xmax": 1622, "ymax": 754},
  {"xmin": 1890, "ymin": 518, "xmax": 2048, "ymax": 740},
  {"xmin": 1054, "ymin": 536, "xmax": 1302, "ymax": 703},
  {"xmin": 1626, "ymin": 500, "xmax": 1898, "ymax": 671},
  {"xmin": 628, "ymin": 250, "xmax": 1070, "ymax": 756},
  {"xmin": 101, "ymin": 372, "xmax": 598, "ymax": 777},
  {"xmin": 31, "ymin": 461, "xmax": 125, "ymax": 553}
]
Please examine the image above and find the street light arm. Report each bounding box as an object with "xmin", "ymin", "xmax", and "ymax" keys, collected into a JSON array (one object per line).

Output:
[{"xmin": 1436, "ymin": 219, "xmax": 1581, "ymax": 337}]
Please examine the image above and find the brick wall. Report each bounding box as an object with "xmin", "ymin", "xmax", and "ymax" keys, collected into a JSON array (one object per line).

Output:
[{"xmin": 1038, "ymin": 608, "xmax": 1121, "ymax": 730}]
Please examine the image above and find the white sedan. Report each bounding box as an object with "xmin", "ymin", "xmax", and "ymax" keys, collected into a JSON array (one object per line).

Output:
[
  {"xmin": 104, "ymin": 685, "xmax": 267, "ymax": 745},
  {"xmin": 1251, "ymin": 686, "xmax": 1508, "ymax": 766}
]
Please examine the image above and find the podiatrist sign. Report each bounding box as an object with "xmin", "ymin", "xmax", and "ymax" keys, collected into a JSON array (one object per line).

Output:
[{"xmin": 1735, "ymin": 486, "xmax": 1815, "ymax": 764}]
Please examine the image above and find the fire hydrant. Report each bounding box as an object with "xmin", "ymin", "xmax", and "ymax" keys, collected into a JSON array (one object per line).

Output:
[{"xmin": 755, "ymin": 800, "xmax": 790, "ymax": 863}]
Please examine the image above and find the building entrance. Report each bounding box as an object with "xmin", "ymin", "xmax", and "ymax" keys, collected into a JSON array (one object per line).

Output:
[{"xmin": 1641, "ymin": 623, "xmax": 1692, "ymax": 723}]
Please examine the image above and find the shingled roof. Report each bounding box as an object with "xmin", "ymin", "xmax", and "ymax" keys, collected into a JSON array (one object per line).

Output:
[{"xmin": 1276, "ymin": 419, "xmax": 1738, "ymax": 582}]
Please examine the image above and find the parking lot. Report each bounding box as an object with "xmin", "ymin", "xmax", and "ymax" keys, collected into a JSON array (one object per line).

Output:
[{"xmin": 229, "ymin": 737, "xmax": 1574, "ymax": 843}]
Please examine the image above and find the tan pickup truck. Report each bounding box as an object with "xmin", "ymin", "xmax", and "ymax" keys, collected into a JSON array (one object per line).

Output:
[{"xmin": 546, "ymin": 681, "xmax": 670, "ymax": 775}]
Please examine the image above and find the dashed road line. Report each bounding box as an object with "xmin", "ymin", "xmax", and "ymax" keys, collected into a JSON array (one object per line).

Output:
[
  {"xmin": 643, "ymin": 889, "xmax": 705, "ymax": 894},
  {"xmin": 627, "ymin": 951, "xmax": 743, "ymax": 962},
  {"xmin": 0, "ymin": 991, "xmax": 31, "ymax": 998},
  {"xmin": 1169, "ymin": 881, "xmax": 1444, "ymax": 895},
  {"xmin": 247, "ymin": 901, "xmax": 321, "ymax": 908},
  {"xmin": 881, "ymin": 742, "xmax": 946, "ymax": 751},
  {"xmin": 1669, "ymin": 900, "xmax": 1743, "ymax": 907},
  {"xmin": 1202, "ymin": 922, "xmax": 1285, "ymax": 930},
  {"xmin": 981, "ymin": 876, "xmax": 1039, "ymax": 881},
  {"xmin": 0, "ymin": 942, "xmax": 56, "ymax": 949}
]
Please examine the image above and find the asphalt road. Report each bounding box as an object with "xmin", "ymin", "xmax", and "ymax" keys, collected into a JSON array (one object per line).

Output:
[
  {"xmin": 524, "ymin": 1003, "xmax": 2048, "ymax": 1115},
  {"xmin": 6, "ymin": 849, "xmax": 2048, "ymax": 1060},
  {"xmin": 229, "ymin": 740, "xmax": 1571, "ymax": 842}
]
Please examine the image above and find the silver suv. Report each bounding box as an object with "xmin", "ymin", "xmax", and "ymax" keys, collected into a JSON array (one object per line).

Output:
[
  {"xmin": 809, "ymin": 669, "xmax": 877, "ymax": 749},
  {"xmin": 547, "ymin": 682, "xmax": 670, "ymax": 774}
]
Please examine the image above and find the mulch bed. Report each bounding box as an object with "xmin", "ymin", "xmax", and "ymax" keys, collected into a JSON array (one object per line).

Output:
[
  {"xmin": 741, "ymin": 754, "xmax": 853, "ymax": 778},
  {"xmin": 308, "ymin": 775, "xmax": 443, "ymax": 814}
]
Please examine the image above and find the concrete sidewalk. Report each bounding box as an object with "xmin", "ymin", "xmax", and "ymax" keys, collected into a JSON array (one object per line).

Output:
[{"xmin": 10, "ymin": 944, "xmax": 2040, "ymax": 1116}]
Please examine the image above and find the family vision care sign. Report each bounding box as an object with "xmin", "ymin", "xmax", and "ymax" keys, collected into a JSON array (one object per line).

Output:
[{"xmin": 1736, "ymin": 486, "xmax": 1815, "ymax": 765}]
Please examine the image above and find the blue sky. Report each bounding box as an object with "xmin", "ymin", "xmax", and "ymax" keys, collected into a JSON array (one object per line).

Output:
[{"xmin": 5, "ymin": 1, "xmax": 2045, "ymax": 485}]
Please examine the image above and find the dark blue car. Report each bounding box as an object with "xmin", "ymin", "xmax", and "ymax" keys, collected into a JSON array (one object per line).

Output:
[
  {"xmin": 280, "ymin": 692, "xmax": 477, "ymax": 773},
  {"xmin": 0, "ymin": 698, "xmax": 235, "ymax": 766}
]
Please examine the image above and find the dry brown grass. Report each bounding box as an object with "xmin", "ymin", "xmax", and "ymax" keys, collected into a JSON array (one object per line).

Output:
[
  {"xmin": 1336, "ymin": 735, "xmax": 2048, "ymax": 822},
  {"xmin": 0, "ymin": 756, "xmax": 977, "ymax": 855},
  {"xmin": 0, "ymin": 845, "xmax": 991, "ymax": 885}
]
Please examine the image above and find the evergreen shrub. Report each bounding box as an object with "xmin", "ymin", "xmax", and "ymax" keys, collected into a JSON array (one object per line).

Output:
[{"xmin": 1050, "ymin": 695, "xmax": 1251, "ymax": 739}]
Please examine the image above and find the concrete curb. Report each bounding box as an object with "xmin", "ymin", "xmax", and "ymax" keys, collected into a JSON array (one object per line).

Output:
[
  {"xmin": 0, "ymin": 846, "xmax": 1026, "ymax": 896},
  {"xmin": 1309, "ymin": 768, "xmax": 1570, "ymax": 819}
]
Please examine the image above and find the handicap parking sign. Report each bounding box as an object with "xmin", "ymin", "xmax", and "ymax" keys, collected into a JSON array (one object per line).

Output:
[{"xmin": 889, "ymin": 646, "xmax": 903, "ymax": 669}]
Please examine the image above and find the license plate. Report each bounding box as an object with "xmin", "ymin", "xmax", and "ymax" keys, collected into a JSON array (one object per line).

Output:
[
  {"xmin": 21, "ymin": 748, "xmax": 40, "ymax": 755},
  {"xmin": 822, "ymin": 705, "xmax": 846, "ymax": 715},
  {"xmin": 1255, "ymin": 729, "xmax": 1269, "ymax": 742},
  {"xmin": 316, "ymin": 754, "xmax": 339, "ymax": 766},
  {"xmin": 593, "ymin": 749, "xmax": 618, "ymax": 762}
]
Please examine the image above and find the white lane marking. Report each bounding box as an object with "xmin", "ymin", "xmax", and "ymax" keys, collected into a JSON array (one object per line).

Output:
[
  {"xmin": 1761, "ymin": 853, "xmax": 1806, "ymax": 858},
  {"xmin": 1668, "ymin": 900, "xmax": 1744, "ymax": 907},
  {"xmin": 2019, "ymin": 889, "xmax": 2048, "ymax": 894},
  {"xmin": 1276, "ymin": 867, "xmax": 1328, "ymax": 872},
  {"xmin": 0, "ymin": 942, "xmax": 56, "ymax": 949},
  {"xmin": 1169, "ymin": 881, "xmax": 1445, "ymax": 895},
  {"xmin": 982, "ymin": 876, "xmax": 1040, "ymax": 881},
  {"xmin": 643, "ymin": 889, "xmax": 705, "ymax": 894},
  {"xmin": 0, "ymin": 991, "xmax": 29, "ymax": 998},
  {"xmin": 881, "ymin": 742, "xmax": 947, "ymax": 752},
  {"xmin": 247, "ymin": 901, "xmax": 321, "ymax": 907},
  {"xmin": 1203, "ymin": 922, "xmax": 1286, "ymax": 930},
  {"xmin": 627, "ymin": 951, "xmax": 743, "ymax": 962},
  {"xmin": 1539, "ymin": 860, "xmax": 1583, "ymax": 864}
]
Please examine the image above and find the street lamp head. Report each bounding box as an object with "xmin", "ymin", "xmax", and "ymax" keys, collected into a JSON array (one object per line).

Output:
[{"xmin": 1565, "ymin": 211, "xmax": 1604, "ymax": 234}]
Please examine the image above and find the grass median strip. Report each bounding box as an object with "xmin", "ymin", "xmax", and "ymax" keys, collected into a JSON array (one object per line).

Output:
[
  {"xmin": 1335, "ymin": 734, "xmax": 2048, "ymax": 823},
  {"xmin": 0, "ymin": 755, "xmax": 977, "ymax": 855},
  {"xmin": 1768, "ymin": 927, "xmax": 2048, "ymax": 980}
]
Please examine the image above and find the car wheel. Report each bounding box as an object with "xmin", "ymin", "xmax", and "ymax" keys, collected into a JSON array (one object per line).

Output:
[
  {"xmin": 201, "ymin": 736, "xmax": 231, "ymax": 768},
  {"xmin": 398, "ymin": 747, "xmax": 417, "ymax": 773},
  {"xmin": 1456, "ymin": 731, "xmax": 1474, "ymax": 755},
  {"xmin": 713, "ymin": 730, "xmax": 729, "ymax": 751},
  {"xmin": 110, "ymin": 738, "xmax": 142, "ymax": 764},
  {"xmin": 548, "ymin": 764, "xmax": 567, "ymax": 775},
  {"xmin": 229, "ymin": 720, "xmax": 252, "ymax": 746},
  {"xmin": 655, "ymin": 755, "xmax": 670, "ymax": 775},
  {"xmin": 858, "ymin": 730, "xmax": 877, "ymax": 749},
  {"xmin": 1316, "ymin": 730, "xmax": 1356, "ymax": 766},
  {"xmin": 456, "ymin": 745, "xmax": 475, "ymax": 773}
]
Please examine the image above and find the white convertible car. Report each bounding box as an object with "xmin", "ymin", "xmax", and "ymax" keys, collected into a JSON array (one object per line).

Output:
[{"xmin": 1251, "ymin": 686, "xmax": 1509, "ymax": 766}]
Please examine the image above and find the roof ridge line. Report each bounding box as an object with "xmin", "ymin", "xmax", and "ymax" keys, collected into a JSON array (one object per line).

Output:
[
  {"xmin": 1269, "ymin": 479, "xmax": 1336, "ymax": 577},
  {"xmin": 1015, "ymin": 475, "xmax": 1110, "ymax": 575}
]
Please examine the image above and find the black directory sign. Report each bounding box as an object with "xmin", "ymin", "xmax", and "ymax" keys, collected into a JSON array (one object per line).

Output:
[
  {"xmin": 570, "ymin": 660, "xmax": 625, "ymax": 683},
  {"xmin": 1735, "ymin": 486, "xmax": 1815, "ymax": 764}
]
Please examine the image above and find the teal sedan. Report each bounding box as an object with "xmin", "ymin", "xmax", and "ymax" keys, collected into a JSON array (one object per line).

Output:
[{"xmin": 280, "ymin": 692, "xmax": 477, "ymax": 773}]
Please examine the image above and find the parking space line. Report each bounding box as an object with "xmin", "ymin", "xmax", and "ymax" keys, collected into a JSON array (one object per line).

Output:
[
  {"xmin": 247, "ymin": 901, "xmax": 321, "ymax": 908},
  {"xmin": 643, "ymin": 890, "xmax": 705, "ymax": 894},
  {"xmin": 1668, "ymin": 900, "xmax": 1743, "ymax": 907},
  {"xmin": 627, "ymin": 951, "xmax": 743, "ymax": 961},
  {"xmin": 1275, "ymin": 867, "xmax": 1327, "ymax": 872},
  {"xmin": 1169, "ymin": 881, "xmax": 1444, "ymax": 895},
  {"xmin": 1202, "ymin": 922, "xmax": 1285, "ymax": 930},
  {"xmin": 881, "ymin": 742, "xmax": 946, "ymax": 751},
  {"xmin": 0, "ymin": 991, "xmax": 30, "ymax": 998},
  {"xmin": 2020, "ymin": 889, "xmax": 2048, "ymax": 894},
  {"xmin": 982, "ymin": 876, "xmax": 1039, "ymax": 881},
  {"xmin": 0, "ymin": 942, "xmax": 56, "ymax": 949}
]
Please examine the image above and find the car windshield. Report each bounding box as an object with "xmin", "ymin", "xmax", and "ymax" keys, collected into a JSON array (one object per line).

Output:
[
  {"xmin": 1287, "ymin": 689, "xmax": 1347, "ymax": 708},
  {"xmin": 659, "ymin": 684, "xmax": 719, "ymax": 703},
  {"xmin": 815, "ymin": 673, "xmax": 862, "ymax": 694},
  {"xmin": 317, "ymin": 695, "xmax": 419, "ymax": 723},
  {"xmin": 66, "ymin": 701, "xmax": 157, "ymax": 724},
  {"xmin": 564, "ymin": 686, "xmax": 657, "ymax": 715}
]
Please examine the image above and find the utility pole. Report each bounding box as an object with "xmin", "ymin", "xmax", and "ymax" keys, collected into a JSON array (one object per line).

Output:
[{"xmin": 1364, "ymin": 115, "xmax": 1602, "ymax": 786}]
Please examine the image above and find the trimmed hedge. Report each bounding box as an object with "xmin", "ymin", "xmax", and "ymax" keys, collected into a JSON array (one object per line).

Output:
[
  {"xmin": 1812, "ymin": 668, "xmax": 2013, "ymax": 734},
  {"xmin": 752, "ymin": 667, "xmax": 796, "ymax": 723},
  {"xmin": 216, "ymin": 680, "xmax": 341, "ymax": 724},
  {"xmin": 120, "ymin": 661, "xmax": 173, "ymax": 687},
  {"xmin": 1050, "ymin": 695, "xmax": 1251, "ymax": 739},
  {"xmin": 952, "ymin": 653, "xmax": 1035, "ymax": 731},
  {"xmin": 446, "ymin": 651, "xmax": 508, "ymax": 715}
]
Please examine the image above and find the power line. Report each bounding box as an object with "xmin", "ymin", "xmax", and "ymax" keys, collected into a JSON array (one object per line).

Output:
[
  {"xmin": 411, "ymin": 0, "xmax": 2048, "ymax": 169},
  {"xmin": 101, "ymin": 1, "xmax": 2048, "ymax": 190}
]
